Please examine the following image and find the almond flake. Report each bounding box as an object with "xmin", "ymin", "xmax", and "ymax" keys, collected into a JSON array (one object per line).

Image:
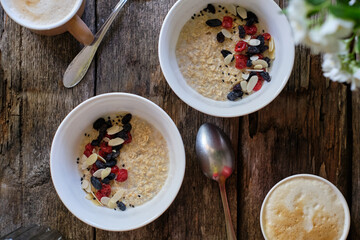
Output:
[
  {"xmin": 103, "ymin": 137, "xmax": 110, "ymax": 142},
  {"xmin": 269, "ymin": 50, "xmax": 275, "ymax": 60},
  {"xmin": 245, "ymin": 69, "xmax": 264, "ymax": 72},
  {"xmin": 247, "ymin": 75, "xmax": 258, "ymax": 92},
  {"xmin": 269, "ymin": 37, "xmax": 275, "ymax": 52},
  {"xmin": 100, "ymin": 197, "xmax": 110, "ymax": 205},
  {"xmin": 254, "ymin": 64, "xmax": 263, "ymax": 69},
  {"xmin": 244, "ymin": 35, "xmax": 251, "ymax": 42},
  {"xmin": 242, "ymin": 73, "xmax": 249, "ymax": 80},
  {"xmin": 249, "ymin": 39, "xmax": 261, "ymax": 46},
  {"xmin": 108, "ymin": 190, "xmax": 125, "ymax": 208},
  {"xmin": 252, "ymin": 59, "xmax": 268, "ymax": 68},
  {"xmin": 236, "ymin": 6, "xmax": 247, "ymax": 19},
  {"xmin": 108, "ymin": 138, "xmax": 125, "ymax": 146},
  {"xmin": 85, "ymin": 184, "xmax": 92, "ymax": 193},
  {"xmin": 107, "ymin": 125, "xmax": 123, "ymax": 135},
  {"xmin": 250, "ymin": 55, "xmax": 259, "ymax": 61},
  {"xmin": 221, "ymin": 29, "xmax": 232, "ymax": 38},
  {"xmin": 101, "ymin": 167, "xmax": 111, "ymax": 180},
  {"xmin": 240, "ymin": 81, "xmax": 248, "ymax": 91},
  {"xmin": 224, "ymin": 54, "xmax": 233, "ymax": 65},
  {"xmin": 98, "ymin": 155, "xmax": 106, "ymax": 163},
  {"xmin": 85, "ymin": 194, "xmax": 93, "ymax": 200},
  {"xmin": 81, "ymin": 180, "xmax": 89, "ymax": 190},
  {"xmin": 90, "ymin": 191, "xmax": 103, "ymax": 206},
  {"xmin": 228, "ymin": 4, "xmax": 237, "ymax": 15},
  {"xmin": 93, "ymin": 169, "xmax": 103, "ymax": 178},
  {"xmin": 85, "ymin": 153, "xmax": 98, "ymax": 166}
]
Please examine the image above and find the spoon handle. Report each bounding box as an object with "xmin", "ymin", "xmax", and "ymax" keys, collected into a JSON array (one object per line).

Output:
[
  {"xmin": 219, "ymin": 180, "xmax": 236, "ymax": 240},
  {"xmin": 63, "ymin": 0, "xmax": 128, "ymax": 88}
]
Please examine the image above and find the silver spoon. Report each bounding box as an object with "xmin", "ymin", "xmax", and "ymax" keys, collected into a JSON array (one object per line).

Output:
[
  {"xmin": 63, "ymin": 0, "xmax": 128, "ymax": 88},
  {"xmin": 196, "ymin": 123, "xmax": 236, "ymax": 240}
]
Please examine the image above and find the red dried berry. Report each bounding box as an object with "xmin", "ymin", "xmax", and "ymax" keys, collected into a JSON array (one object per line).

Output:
[
  {"xmin": 95, "ymin": 184, "xmax": 111, "ymax": 200},
  {"xmin": 99, "ymin": 142, "xmax": 112, "ymax": 157},
  {"xmin": 124, "ymin": 132, "xmax": 132, "ymax": 144},
  {"xmin": 84, "ymin": 143, "xmax": 94, "ymax": 157},
  {"xmin": 84, "ymin": 150, "xmax": 92, "ymax": 157},
  {"xmin": 90, "ymin": 164, "xmax": 99, "ymax": 175},
  {"xmin": 111, "ymin": 165, "xmax": 120, "ymax": 174},
  {"xmin": 222, "ymin": 16, "xmax": 233, "ymax": 29},
  {"xmin": 116, "ymin": 169, "xmax": 128, "ymax": 182},
  {"xmin": 263, "ymin": 33, "xmax": 271, "ymax": 40},
  {"xmin": 235, "ymin": 55, "xmax": 248, "ymax": 69},
  {"xmin": 244, "ymin": 25, "xmax": 257, "ymax": 35},
  {"xmin": 234, "ymin": 41, "xmax": 247, "ymax": 52},
  {"xmin": 253, "ymin": 76, "xmax": 264, "ymax": 91},
  {"xmin": 257, "ymin": 54, "xmax": 263, "ymax": 59},
  {"xmin": 104, "ymin": 134, "xmax": 113, "ymax": 139}
]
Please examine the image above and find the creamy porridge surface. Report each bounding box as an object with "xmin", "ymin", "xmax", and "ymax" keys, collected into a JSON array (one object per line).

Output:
[
  {"xmin": 78, "ymin": 113, "xmax": 169, "ymax": 210},
  {"xmin": 176, "ymin": 4, "xmax": 275, "ymax": 101}
]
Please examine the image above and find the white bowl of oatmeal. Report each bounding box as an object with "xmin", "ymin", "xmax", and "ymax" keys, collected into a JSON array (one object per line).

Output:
[
  {"xmin": 50, "ymin": 93, "xmax": 185, "ymax": 231},
  {"xmin": 159, "ymin": 0, "xmax": 295, "ymax": 117}
]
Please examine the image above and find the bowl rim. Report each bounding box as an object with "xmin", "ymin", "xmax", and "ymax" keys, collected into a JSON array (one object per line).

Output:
[
  {"xmin": 50, "ymin": 92, "xmax": 186, "ymax": 231},
  {"xmin": 259, "ymin": 174, "xmax": 351, "ymax": 240},
  {"xmin": 158, "ymin": 0, "xmax": 295, "ymax": 117}
]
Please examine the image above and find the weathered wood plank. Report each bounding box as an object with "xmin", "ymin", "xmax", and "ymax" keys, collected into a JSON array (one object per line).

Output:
[
  {"xmin": 95, "ymin": 1, "xmax": 238, "ymax": 239},
  {"xmin": 351, "ymin": 91, "xmax": 360, "ymax": 239}
]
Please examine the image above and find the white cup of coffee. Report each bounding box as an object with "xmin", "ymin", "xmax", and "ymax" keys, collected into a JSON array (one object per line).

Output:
[
  {"xmin": 260, "ymin": 174, "xmax": 350, "ymax": 240},
  {"xmin": 0, "ymin": 0, "xmax": 94, "ymax": 45}
]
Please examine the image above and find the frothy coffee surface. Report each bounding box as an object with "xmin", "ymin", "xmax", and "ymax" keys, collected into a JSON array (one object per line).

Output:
[
  {"xmin": 6, "ymin": 0, "xmax": 79, "ymax": 26},
  {"xmin": 263, "ymin": 177, "xmax": 345, "ymax": 240}
]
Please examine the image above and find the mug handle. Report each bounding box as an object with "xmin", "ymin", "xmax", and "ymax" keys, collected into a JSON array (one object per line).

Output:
[{"xmin": 66, "ymin": 15, "xmax": 94, "ymax": 45}]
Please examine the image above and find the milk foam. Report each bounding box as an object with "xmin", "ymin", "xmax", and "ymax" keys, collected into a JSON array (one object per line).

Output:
[
  {"xmin": 263, "ymin": 177, "xmax": 345, "ymax": 240},
  {"xmin": 6, "ymin": 0, "xmax": 79, "ymax": 26}
]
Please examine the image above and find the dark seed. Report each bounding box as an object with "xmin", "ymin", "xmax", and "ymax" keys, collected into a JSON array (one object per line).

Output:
[
  {"xmin": 216, "ymin": 32, "xmax": 225, "ymax": 43},
  {"xmin": 206, "ymin": 4, "xmax": 215, "ymax": 14},
  {"xmin": 121, "ymin": 114, "xmax": 132, "ymax": 124},
  {"xmin": 117, "ymin": 201, "xmax": 126, "ymax": 211},
  {"xmin": 227, "ymin": 91, "xmax": 240, "ymax": 101},
  {"xmin": 260, "ymin": 71, "xmax": 271, "ymax": 82},
  {"xmin": 91, "ymin": 176, "xmax": 102, "ymax": 190},
  {"xmin": 247, "ymin": 59, "xmax": 253, "ymax": 67},
  {"xmin": 123, "ymin": 123, "xmax": 132, "ymax": 132},
  {"xmin": 93, "ymin": 118, "xmax": 105, "ymax": 130},
  {"xmin": 105, "ymin": 159, "xmax": 117, "ymax": 167},
  {"xmin": 238, "ymin": 26, "xmax": 246, "ymax": 38},
  {"xmin": 221, "ymin": 50, "xmax": 232, "ymax": 58},
  {"xmin": 95, "ymin": 160, "xmax": 106, "ymax": 169},
  {"xmin": 206, "ymin": 19, "xmax": 222, "ymax": 27}
]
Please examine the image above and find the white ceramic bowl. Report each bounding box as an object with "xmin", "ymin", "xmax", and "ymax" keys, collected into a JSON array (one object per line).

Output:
[
  {"xmin": 260, "ymin": 174, "xmax": 351, "ymax": 240},
  {"xmin": 159, "ymin": 0, "xmax": 295, "ymax": 117},
  {"xmin": 50, "ymin": 93, "xmax": 186, "ymax": 231}
]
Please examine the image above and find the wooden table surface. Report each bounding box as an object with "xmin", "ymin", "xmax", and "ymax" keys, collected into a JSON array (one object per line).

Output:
[{"xmin": 0, "ymin": 0, "xmax": 359, "ymax": 239}]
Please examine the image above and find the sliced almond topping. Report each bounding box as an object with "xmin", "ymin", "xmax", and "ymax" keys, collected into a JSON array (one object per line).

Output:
[
  {"xmin": 240, "ymin": 81, "xmax": 248, "ymax": 91},
  {"xmin": 245, "ymin": 69, "xmax": 264, "ymax": 72},
  {"xmin": 221, "ymin": 29, "xmax": 232, "ymax": 38},
  {"xmin": 93, "ymin": 169, "xmax": 103, "ymax": 178},
  {"xmin": 90, "ymin": 191, "xmax": 103, "ymax": 206},
  {"xmin": 108, "ymin": 138, "xmax": 125, "ymax": 146},
  {"xmin": 85, "ymin": 184, "xmax": 92, "ymax": 193},
  {"xmin": 269, "ymin": 37, "xmax": 275, "ymax": 52},
  {"xmin": 249, "ymin": 39, "xmax": 261, "ymax": 46},
  {"xmin": 107, "ymin": 125, "xmax": 123, "ymax": 135},
  {"xmin": 108, "ymin": 190, "xmax": 125, "ymax": 208},
  {"xmin": 81, "ymin": 180, "xmax": 89, "ymax": 190},
  {"xmin": 103, "ymin": 137, "xmax": 110, "ymax": 143},
  {"xmin": 224, "ymin": 54, "xmax": 233, "ymax": 65},
  {"xmin": 252, "ymin": 59, "xmax": 268, "ymax": 68},
  {"xmin": 244, "ymin": 35, "xmax": 251, "ymax": 42},
  {"xmin": 225, "ymin": 4, "xmax": 237, "ymax": 15},
  {"xmin": 250, "ymin": 55, "xmax": 259, "ymax": 61},
  {"xmin": 101, "ymin": 167, "xmax": 111, "ymax": 180},
  {"xmin": 269, "ymin": 50, "xmax": 275, "ymax": 60},
  {"xmin": 98, "ymin": 155, "xmax": 106, "ymax": 163},
  {"xmin": 100, "ymin": 197, "xmax": 111, "ymax": 205},
  {"xmin": 85, "ymin": 194, "xmax": 93, "ymax": 200},
  {"xmin": 85, "ymin": 153, "xmax": 98, "ymax": 166},
  {"xmin": 254, "ymin": 64, "xmax": 263, "ymax": 69},
  {"xmin": 247, "ymin": 75, "xmax": 258, "ymax": 92},
  {"xmin": 236, "ymin": 6, "xmax": 247, "ymax": 19},
  {"xmin": 242, "ymin": 72, "xmax": 249, "ymax": 80}
]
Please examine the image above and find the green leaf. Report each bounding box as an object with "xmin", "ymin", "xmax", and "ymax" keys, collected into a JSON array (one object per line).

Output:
[
  {"xmin": 356, "ymin": 36, "xmax": 360, "ymax": 54},
  {"xmin": 329, "ymin": 4, "xmax": 360, "ymax": 20},
  {"xmin": 306, "ymin": 0, "xmax": 327, "ymax": 5}
]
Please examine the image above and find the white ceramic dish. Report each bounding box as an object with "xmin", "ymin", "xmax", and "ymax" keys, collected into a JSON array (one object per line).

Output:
[
  {"xmin": 50, "ymin": 93, "xmax": 186, "ymax": 231},
  {"xmin": 260, "ymin": 174, "xmax": 351, "ymax": 240},
  {"xmin": 159, "ymin": 0, "xmax": 295, "ymax": 117}
]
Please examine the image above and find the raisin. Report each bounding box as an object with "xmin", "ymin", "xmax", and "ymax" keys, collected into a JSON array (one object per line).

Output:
[
  {"xmin": 247, "ymin": 72, "xmax": 257, "ymax": 81},
  {"xmin": 107, "ymin": 173, "xmax": 116, "ymax": 180},
  {"xmin": 247, "ymin": 46, "xmax": 260, "ymax": 54},
  {"xmin": 117, "ymin": 201, "xmax": 126, "ymax": 211},
  {"xmin": 123, "ymin": 123, "xmax": 132, "ymax": 132},
  {"xmin": 238, "ymin": 25, "xmax": 246, "ymax": 39},
  {"xmin": 260, "ymin": 71, "xmax": 271, "ymax": 82},
  {"xmin": 233, "ymin": 84, "xmax": 242, "ymax": 92},
  {"xmin": 245, "ymin": 11, "xmax": 259, "ymax": 26},
  {"xmin": 115, "ymin": 130, "xmax": 128, "ymax": 139},
  {"xmin": 95, "ymin": 160, "xmax": 106, "ymax": 169},
  {"xmin": 247, "ymin": 59, "xmax": 253, "ymax": 67},
  {"xmin": 121, "ymin": 114, "xmax": 132, "ymax": 124},
  {"xmin": 93, "ymin": 118, "xmax": 105, "ymax": 130},
  {"xmin": 206, "ymin": 4, "xmax": 216, "ymax": 14},
  {"xmin": 91, "ymin": 139, "xmax": 100, "ymax": 146},
  {"xmin": 263, "ymin": 57, "xmax": 271, "ymax": 67},
  {"xmin": 221, "ymin": 50, "xmax": 232, "ymax": 58},
  {"xmin": 206, "ymin": 19, "xmax": 222, "ymax": 27},
  {"xmin": 102, "ymin": 178, "xmax": 110, "ymax": 184},
  {"xmin": 105, "ymin": 159, "xmax": 117, "ymax": 168},
  {"xmin": 112, "ymin": 144, "xmax": 123, "ymax": 151},
  {"xmin": 257, "ymin": 35, "xmax": 265, "ymax": 46},
  {"xmin": 217, "ymin": 32, "xmax": 225, "ymax": 43},
  {"xmin": 90, "ymin": 176, "xmax": 102, "ymax": 190},
  {"xmin": 259, "ymin": 45, "xmax": 269, "ymax": 53},
  {"xmin": 227, "ymin": 91, "xmax": 240, "ymax": 101}
]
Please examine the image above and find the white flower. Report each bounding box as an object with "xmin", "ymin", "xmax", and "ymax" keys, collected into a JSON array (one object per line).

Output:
[
  {"xmin": 352, "ymin": 68, "xmax": 360, "ymax": 90},
  {"xmin": 286, "ymin": 0, "xmax": 309, "ymax": 43},
  {"xmin": 349, "ymin": 0, "xmax": 356, "ymax": 6}
]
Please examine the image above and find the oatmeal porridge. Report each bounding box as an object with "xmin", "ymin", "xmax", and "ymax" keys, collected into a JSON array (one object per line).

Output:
[
  {"xmin": 176, "ymin": 4, "xmax": 275, "ymax": 101},
  {"xmin": 77, "ymin": 113, "xmax": 169, "ymax": 211}
]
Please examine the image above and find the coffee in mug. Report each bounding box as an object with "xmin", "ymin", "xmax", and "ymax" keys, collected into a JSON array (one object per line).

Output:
[
  {"xmin": 261, "ymin": 175, "xmax": 350, "ymax": 240},
  {"xmin": 6, "ymin": 0, "xmax": 81, "ymax": 27}
]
